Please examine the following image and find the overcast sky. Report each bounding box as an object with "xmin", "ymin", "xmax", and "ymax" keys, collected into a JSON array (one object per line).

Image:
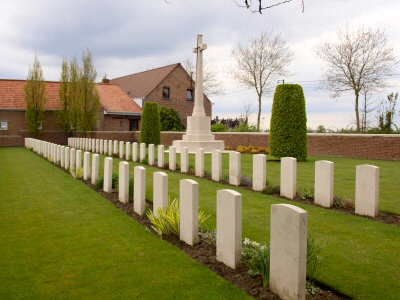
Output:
[{"xmin": 1, "ymin": 0, "xmax": 400, "ymax": 130}]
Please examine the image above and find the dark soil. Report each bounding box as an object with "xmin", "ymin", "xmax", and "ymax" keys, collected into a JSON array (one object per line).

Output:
[{"xmin": 81, "ymin": 178, "xmax": 350, "ymax": 300}]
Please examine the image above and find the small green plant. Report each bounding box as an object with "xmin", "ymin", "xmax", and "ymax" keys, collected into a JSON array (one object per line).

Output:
[
  {"xmin": 96, "ymin": 175, "xmax": 104, "ymax": 188},
  {"xmin": 199, "ymin": 225, "xmax": 216, "ymax": 245},
  {"xmin": 70, "ymin": 167, "xmax": 84, "ymax": 179},
  {"xmin": 240, "ymin": 176, "xmax": 253, "ymax": 187},
  {"xmin": 141, "ymin": 156, "xmax": 149, "ymax": 165},
  {"xmin": 129, "ymin": 175, "xmax": 134, "ymax": 196},
  {"xmin": 221, "ymin": 173, "xmax": 229, "ymax": 183},
  {"xmin": 261, "ymin": 185, "xmax": 280, "ymax": 195},
  {"xmin": 242, "ymin": 236, "xmax": 324, "ymax": 289},
  {"xmin": 48, "ymin": 157, "xmax": 54, "ymax": 163},
  {"xmin": 242, "ymin": 238, "xmax": 270, "ymax": 287},
  {"xmin": 306, "ymin": 235, "xmax": 324, "ymax": 294},
  {"xmin": 299, "ymin": 188, "xmax": 314, "ymax": 200},
  {"xmin": 211, "ymin": 123, "xmax": 227, "ymax": 132},
  {"xmin": 112, "ymin": 172, "xmax": 119, "ymax": 189},
  {"xmin": 146, "ymin": 198, "xmax": 210, "ymax": 236}
]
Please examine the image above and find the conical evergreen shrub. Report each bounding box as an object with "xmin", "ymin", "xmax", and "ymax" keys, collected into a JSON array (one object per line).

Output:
[
  {"xmin": 140, "ymin": 102, "xmax": 161, "ymax": 145},
  {"xmin": 270, "ymin": 84, "xmax": 308, "ymax": 161}
]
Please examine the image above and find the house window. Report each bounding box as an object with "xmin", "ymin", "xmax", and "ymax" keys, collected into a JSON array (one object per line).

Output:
[
  {"xmin": 130, "ymin": 119, "xmax": 139, "ymax": 131},
  {"xmin": 187, "ymin": 89, "xmax": 194, "ymax": 100},
  {"xmin": 162, "ymin": 87, "xmax": 170, "ymax": 99},
  {"xmin": 37, "ymin": 122, "xmax": 43, "ymax": 130},
  {"xmin": 0, "ymin": 121, "xmax": 8, "ymax": 130}
]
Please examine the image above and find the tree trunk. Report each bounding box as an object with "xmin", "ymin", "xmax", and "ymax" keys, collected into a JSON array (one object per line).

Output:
[
  {"xmin": 257, "ymin": 94, "xmax": 262, "ymax": 131},
  {"xmin": 355, "ymin": 92, "xmax": 360, "ymax": 132}
]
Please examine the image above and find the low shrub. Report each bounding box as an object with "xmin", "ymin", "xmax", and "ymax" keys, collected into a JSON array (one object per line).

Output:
[
  {"xmin": 240, "ymin": 176, "xmax": 253, "ymax": 187},
  {"xmin": 111, "ymin": 172, "xmax": 119, "ymax": 189},
  {"xmin": 242, "ymin": 238, "xmax": 270, "ymax": 286},
  {"xmin": 307, "ymin": 235, "xmax": 324, "ymax": 284},
  {"xmin": 242, "ymin": 236, "xmax": 324, "ymax": 290},
  {"xmin": 146, "ymin": 198, "xmax": 210, "ymax": 236},
  {"xmin": 70, "ymin": 167, "xmax": 84, "ymax": 179},
  {"xmin": 299, "ymin": 188, "xmax": 314, "ymax": 200},
  {"xmin": 95, "ymin": 175, "xmax": 104, "ymax": 189},
  {"xmin": 211, "ymin": 123, "xmax": 227, "ymax": 132}
]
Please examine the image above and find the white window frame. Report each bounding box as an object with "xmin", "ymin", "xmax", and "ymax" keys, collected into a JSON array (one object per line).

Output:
[
  {"xmin": 0, "ymin": 121, "xmax": 8, "ymax": 130},
  {"xmin": 37, "ymin": 122, "xmax": 43, "ymax": 130}
]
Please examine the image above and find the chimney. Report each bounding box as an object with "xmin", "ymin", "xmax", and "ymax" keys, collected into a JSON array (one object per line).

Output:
[{"xmin": 102, "ymin": 74, "xmax": 110, "ymax": 84}]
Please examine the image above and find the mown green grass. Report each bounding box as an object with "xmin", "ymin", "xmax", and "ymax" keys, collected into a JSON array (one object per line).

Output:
[
  {"xmin": 163, "ymin": 151, "xmax": 400, "ymax": 215},
  {"xmin": 0, "ymin": 147, "xmax": 252, "ymax": 300},
  {"xmin": 98, "ymin": 149, "xmax": 400, "ymax": 300}
]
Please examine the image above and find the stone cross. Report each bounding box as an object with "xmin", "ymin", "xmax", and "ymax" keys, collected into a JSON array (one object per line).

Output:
[{"xmin": 192, "ymin": 34, "xmax": 207, "ymax": 117}]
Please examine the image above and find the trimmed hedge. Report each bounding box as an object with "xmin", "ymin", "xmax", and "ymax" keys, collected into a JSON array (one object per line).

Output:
[
  {"xmin": 140, "ymin": 102, "xmax": 161, "ymax": 145},
  {"xmin": 270, "ymin": 84, "xmax": 308, "ymax": 161},
  {"xmin": 159, "ymin": 106, "xmax": 185, "ymax": 131}
]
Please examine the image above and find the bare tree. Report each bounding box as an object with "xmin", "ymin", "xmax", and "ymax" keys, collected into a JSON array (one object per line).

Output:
[
  {"xmin": 316, "ymin": 24, "xmax": 399, "ymax": 132},
  {"xmin": 183, "ymin": 59, "xmax": 225, "ymax": 97},
  {"xmin": 240, "ymin": 98, "xmax": 256, "ymax": 126},
  {"xmin": 234, "ymin": 0, "xmax": 304, "ymax": 13},
  {"xmin": 376, "ymin": 92, "xmax": 398, "ymax": 133},
  {"xmin": 230, "ymin": 30, "xmax": 294, "ymax": 131}
]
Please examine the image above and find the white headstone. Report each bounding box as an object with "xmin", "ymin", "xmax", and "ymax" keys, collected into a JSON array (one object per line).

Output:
[
  {"xmin": 140, "ymin": 143, "xmax": 146, "ymax": 162},
  {"xmin": 70, "ymin": 148, "xmax": 76, "ymax": 171},
  {"xmin": 119, "ymin": 141, "xmax": 124, "ymax": 159},
  {"xmin": 181, "ymin": 147, "xmax": 189, "ymax": 173},
  {"xmin": 280, "ymin": 157, "xmax": 297, "ymax": 199},
  {"xmin": 216, "ymin": 189, "xmax": 242, "ymax": 269},
  {"xmin": 253, "ymin": 154, "xmax": 266, "ymax": 191},
  {"xmin": 125, "ymin": 142, "xmax": 131, "ymax": 160},
  {"xmin": 195, "ymin": 148, "xmax": 204, "ymax": 177},
  {"xmin": 158, "ymin": 145, "xmax": 165, "ymax": 168},
  {"xmin": 270, "ymin": 204, "xmax": 308, "ymax": 300},
  {"xmin": 179, "ymin": 179, "xmax": 199, "ymax": 245},
  {"xmin": 212, "ymin": 149, "xmax": 222, "ymax": 182},
  {"xmin": 169, "ymin": 146, "xmax": 176, "ymax": 171},
  {"xmin": 134, "ymin": 166, "xmax": 146, "ymax": 215},
  {"xmin": 355, "ymin": 164, "xmax": 380, "ymax": 217},
  {"xmin": 153, "ymin": 172, "xmax": 168, "ymax": 216},
  {"xmin": 315, "ymin": 160, "xmax": 334, "ymax": 208},
  {"xmin": 91, "ymin": 154, "xmax": 100, "ymax": 185},
  {"xmin": 148, "ymin": 144, "xmax": 155, "ymax": 166},
  {"xmin": 132, "ymin": 142, "xmax": 138, "ymax": 162},
  {"xmin": 76, "ymin": 150, "xmax": 82, "ymax": 170},
  {"xmin": 83, "ymin": 151, "xmax": 90, "ymax": 180},
  {"xmin": 119, "ymin": 161, "xmax": 130, "ymax": 204},
  {"xmin": 65, "ymin": 147, "xmax": 70, "ymax": 170},
  {"xmin": 103, "ymin": 157, "xmax": 113, "ymax": 193},
  {"xmin": 229, "ymin": 151, "xmax": 241, "ymax": 186}
]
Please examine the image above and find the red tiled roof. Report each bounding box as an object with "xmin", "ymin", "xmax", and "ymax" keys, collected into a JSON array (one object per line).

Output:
[
  {"xmin": 110, "ymin": 63, "xmax": 180, "ymax": 98},
  {"xmin": 0, "ymin": 79, "xmax": 141, "ymax": 114},
  {"xmin": 97, "ymin": 83, "xmax": 142, "ymax": 114},
  {"xmin": 0, "ymin": 79, "xmax": 60, "ymax": 110}
]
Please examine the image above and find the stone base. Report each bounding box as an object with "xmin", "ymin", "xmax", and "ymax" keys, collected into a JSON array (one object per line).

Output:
[{"xmin": 172, "ymin": 140, "xmax": 225, "ymax": 153}]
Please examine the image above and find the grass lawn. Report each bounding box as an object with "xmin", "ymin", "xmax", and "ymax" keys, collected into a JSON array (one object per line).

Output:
[
  {"xmin": 163, "ymin": 151, "xmax": 400, "ymax": 215},
  {"xmin": 99, "ymin": 149, "xmax": 400, "ymax": 300},
  {"xmin": 0, "ymin": 147, "xmax": 252, "ymax": 300}
]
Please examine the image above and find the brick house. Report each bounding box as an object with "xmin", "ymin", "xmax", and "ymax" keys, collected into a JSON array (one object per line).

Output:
[
  {"xmin": 0, "ymin": 79, "xmax": 142, "ymax": 146},
  {"xmin": 110, "ymin": 63, "xmax": 212, "ymax": 127}
]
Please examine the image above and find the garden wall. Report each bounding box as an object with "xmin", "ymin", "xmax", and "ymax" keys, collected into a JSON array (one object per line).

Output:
[{"xmin": 6, "ymin": 131, "xmax": 400, "ymax": 161}]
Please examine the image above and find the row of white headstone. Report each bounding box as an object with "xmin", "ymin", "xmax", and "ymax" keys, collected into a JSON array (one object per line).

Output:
[
  {"xmin": 66, "ymin": 137, "xmax": 381, "ymax": 218},
  {"xmin": 25, "ymin": 136, "xmax": 309, "ymax": 300}
]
